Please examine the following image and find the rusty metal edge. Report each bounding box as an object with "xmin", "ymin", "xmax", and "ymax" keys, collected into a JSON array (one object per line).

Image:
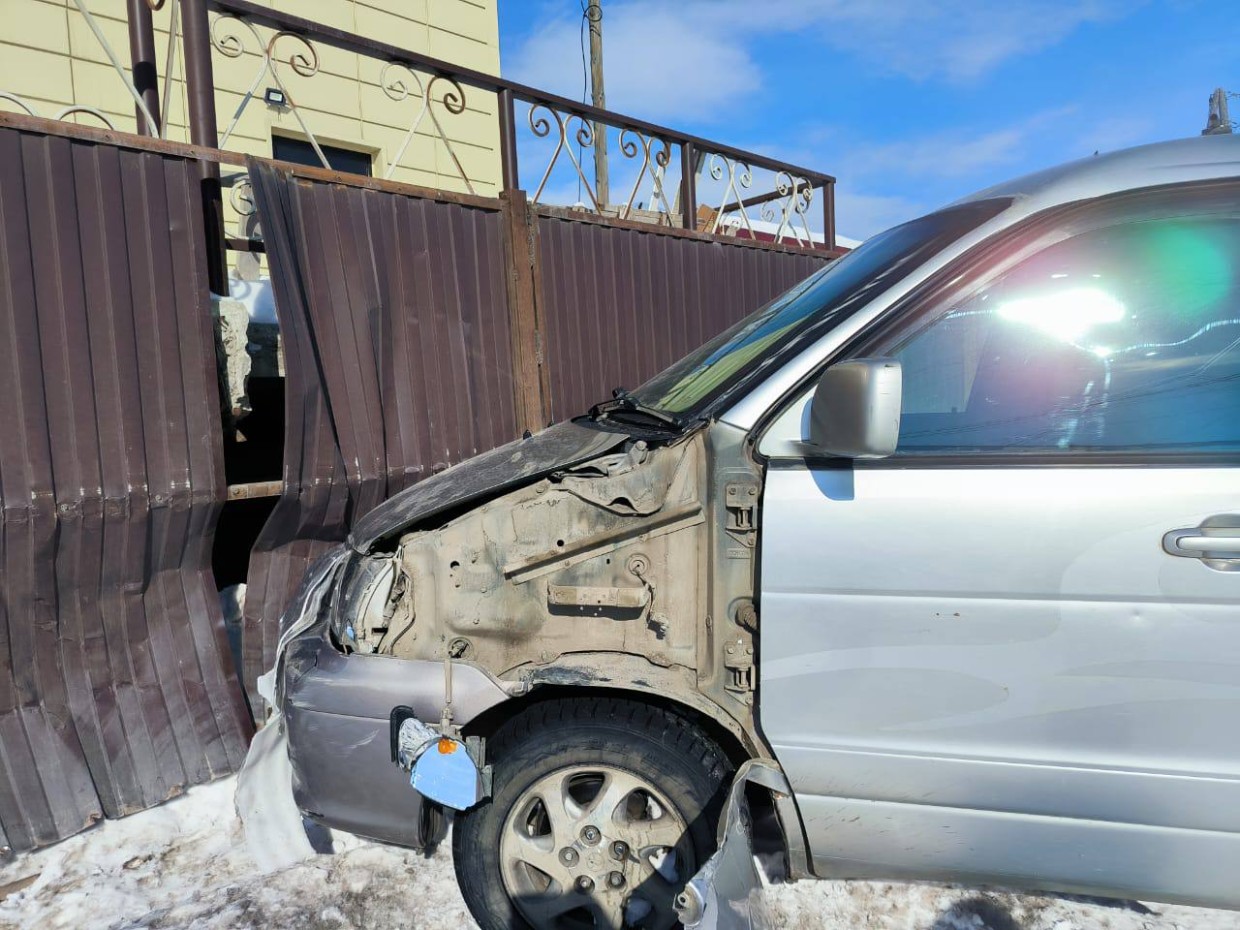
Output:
[
  {"xmin": 0, "ymin": 114, "xmax": 839, "ymax": 257},
  {"xmin": 0, "ymin": 112, "xmax": 504, "ymax": 212}
]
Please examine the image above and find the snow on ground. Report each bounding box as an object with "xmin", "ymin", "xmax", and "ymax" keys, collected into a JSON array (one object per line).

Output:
[
  {"xmin": 764, "ymin": 881, "xmax": 1240, "ymax": 930},
  {"xmin": 0, "ymin": 777, "xmax": 474, "ymax": 930},
  {"xmin": 1, "ymin": 777, "xmax": 1237, "ymax": 930}
]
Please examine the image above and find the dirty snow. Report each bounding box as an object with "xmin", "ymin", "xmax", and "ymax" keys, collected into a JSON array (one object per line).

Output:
[
  {"xmin": 1, "ymin": 778, "xmax": 1237, "ymax": 930},
  {"xmin": 0, "ymin": 777, "xmax": 474, "ymax": 930}
]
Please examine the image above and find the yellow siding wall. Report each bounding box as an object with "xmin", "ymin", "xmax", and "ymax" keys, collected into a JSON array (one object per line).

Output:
[{"xmin": 1, "ymin": 0, "xmax": 503, "ymax": 196}]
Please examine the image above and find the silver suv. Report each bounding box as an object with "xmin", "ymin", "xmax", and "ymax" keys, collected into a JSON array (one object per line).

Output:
[{"xmin": 269, "ymin": 135, "xmax": 1240, "ymax": 929}]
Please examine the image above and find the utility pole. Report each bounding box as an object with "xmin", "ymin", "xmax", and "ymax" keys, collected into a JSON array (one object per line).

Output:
[
  {"xmin": 1202, "ymin": 87, "xmax": 1233, "ymax": 135},
  {"xmin": 587, "ymin": 1, "xmax": 609, "ymax": 207}
]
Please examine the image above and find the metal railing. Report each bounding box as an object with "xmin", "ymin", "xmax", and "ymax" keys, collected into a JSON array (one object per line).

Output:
[
  {"xmin": 1, "ymin": 0, "xmax": 836, "ymax": 252},
  {"xmin": 195, "ymin": 0, "xmax": 836, "ymax": 247}
]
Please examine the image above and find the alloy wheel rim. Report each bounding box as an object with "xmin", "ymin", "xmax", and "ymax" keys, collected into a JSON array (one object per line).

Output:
[{"xmin": 498, "ymin": 764, "xmax": 694, "ymax": 929}]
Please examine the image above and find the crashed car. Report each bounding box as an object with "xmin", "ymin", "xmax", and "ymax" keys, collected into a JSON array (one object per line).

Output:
[{"xmin": 269, "ymin": 135, "xmax": 1240, "ymax": 929}]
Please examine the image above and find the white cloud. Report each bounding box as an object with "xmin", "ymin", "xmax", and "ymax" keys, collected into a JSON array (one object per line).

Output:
[
  {"xmin": 845, "ymin": 126, "xmax": 1030, "ymax": 180},
  {"xmin": 834, "ymin": 187, "xmax": 931, "ymax": 240},
  {"xmin": 799, "ymin": 0, "xmax": 1125, "ymax": 83},
  {"xmin": 504, "ymin": 4, "xmax": 763, "ymax": 123},
  {"xmin": 505, "ymin": 0, "xmax": 1130, "ymax": 109},
  {"xmin": 832, "ymin": 107, "xmax": 1079, "ymax": 182}
]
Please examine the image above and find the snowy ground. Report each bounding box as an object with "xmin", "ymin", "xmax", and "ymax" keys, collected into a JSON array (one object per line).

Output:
[{"xmin": 1, "ymin": 777, "xmax": 1237, "ymax": 930}]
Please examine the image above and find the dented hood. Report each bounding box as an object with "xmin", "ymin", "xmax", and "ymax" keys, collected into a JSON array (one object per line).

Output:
[{"xmin": 349, "ymin": 420, "xmax": 627, "ymax": 550}]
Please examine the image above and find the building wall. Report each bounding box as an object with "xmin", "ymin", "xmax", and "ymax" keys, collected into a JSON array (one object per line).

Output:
[{"xmin": 0, "ymin": 0, "xmax": 503, "ymax": 197}]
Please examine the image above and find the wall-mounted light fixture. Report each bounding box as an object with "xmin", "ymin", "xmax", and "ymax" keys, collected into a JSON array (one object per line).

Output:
[{"xmin": 264, "ymin": 87, "xmax": 288, "ymax": 108}]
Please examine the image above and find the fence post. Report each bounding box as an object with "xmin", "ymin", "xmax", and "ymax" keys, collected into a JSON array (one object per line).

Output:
[
  {"xmin": 126, "ymin": 0, "xmax": 161, "ymax": 135},
  {"xmin": 680, "ymin": 141, "xmax": 697, "ymax": 230},
  {"xmin": 499, "ymin": 189, "xmax": 549, "ymax": 432},
  {"xmin": 498, "ymin": 88, "xmax": 519, "ymax": 193},
  {"xmin": 822, "ymin": 180, "xmax": 836, "ymax": 251},
  {"xmin": 182, "ymin": 0, "xmax": 228, "ymax": 294}
]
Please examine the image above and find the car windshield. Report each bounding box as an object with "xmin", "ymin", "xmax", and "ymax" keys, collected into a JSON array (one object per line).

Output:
[{"xmin": 629, "ymin": 198, "xmax": 1012, "ymax": 417}]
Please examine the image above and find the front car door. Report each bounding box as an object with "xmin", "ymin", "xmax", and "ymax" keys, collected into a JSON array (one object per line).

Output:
[{"xmin": 756, "ymin": 180, "xmax": 1240, "ymax": 908}]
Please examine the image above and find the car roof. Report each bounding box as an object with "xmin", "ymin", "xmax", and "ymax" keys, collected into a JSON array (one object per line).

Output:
[{"xmin": 954, "ymin": 134, "xmax": 1240, "ymax": 214}]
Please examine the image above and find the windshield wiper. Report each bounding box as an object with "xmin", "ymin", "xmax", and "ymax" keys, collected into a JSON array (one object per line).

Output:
[{"xmin": 589, "ymin": 388, "xmax": 683, "ymax": 430}]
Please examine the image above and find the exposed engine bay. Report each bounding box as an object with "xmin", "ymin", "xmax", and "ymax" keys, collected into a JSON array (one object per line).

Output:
[{"xmin": 330, "ymin": 427, "xmax": 764, "ymax": 753}]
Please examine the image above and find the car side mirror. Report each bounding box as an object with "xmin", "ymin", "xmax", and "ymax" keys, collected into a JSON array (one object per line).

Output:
[{"xmin": 809, "ymin": 358, "xmax": 902, "ymax": 458}]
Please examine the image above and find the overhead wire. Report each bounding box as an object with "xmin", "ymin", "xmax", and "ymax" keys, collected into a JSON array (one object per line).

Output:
[{"xmin": 576, "ymin": 0, "xmax": 600, "ymax": 203}]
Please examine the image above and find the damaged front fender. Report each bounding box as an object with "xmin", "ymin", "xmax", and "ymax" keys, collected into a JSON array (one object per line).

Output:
[
  {"xmin": 279, "ymin": 612, "xmax": 514, "ymax": 847},
  {"xmin": 674, "ymin": 760, "xmax": 791, "ymax": 930}
]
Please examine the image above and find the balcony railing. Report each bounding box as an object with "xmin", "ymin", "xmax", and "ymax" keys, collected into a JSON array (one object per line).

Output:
[{"xmin": 1, "ymin": 0, "xmax": 836, "ymax": 252}]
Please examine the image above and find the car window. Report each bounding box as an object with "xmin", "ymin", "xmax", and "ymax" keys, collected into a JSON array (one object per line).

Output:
[
  {"xmin": 628, "ymin": 199, "xmax": 1011, "ymax": 418},
  {"xmin": 887, "ymin": 215, "xmax": 1240, "ymax": 455}
]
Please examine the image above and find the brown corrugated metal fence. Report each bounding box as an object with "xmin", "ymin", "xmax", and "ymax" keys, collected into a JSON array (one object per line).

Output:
[
  {"xmin": 533, "ymin": 212, "xmax": 832, "ymax": 421},
  {"xmin": 0, "ymin": 124, "xmax": 253, "ymax": 850},
  {"xmin": 241, "ymin": 159, "xmax": 519, "ymax": 710}
]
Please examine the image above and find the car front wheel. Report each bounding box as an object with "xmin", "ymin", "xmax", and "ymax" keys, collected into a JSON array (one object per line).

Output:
[{"xmin": 453, "ymin": 696, "xmax": 733, "ymax": 930}]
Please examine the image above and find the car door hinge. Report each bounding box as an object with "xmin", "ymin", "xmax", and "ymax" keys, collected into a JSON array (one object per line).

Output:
[
  {"xmin": 724, "ymin": 482, "xmax": 759, "ymax": 553},
  {"xmin": 723, "ymin": 638, "xmax": 754, "ymax": 701}
]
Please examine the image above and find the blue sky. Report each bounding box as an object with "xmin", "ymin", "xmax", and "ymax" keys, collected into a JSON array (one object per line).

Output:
[{"xmin": 498, "ymin": 1, "xmax": 1232, "ymax": 240}]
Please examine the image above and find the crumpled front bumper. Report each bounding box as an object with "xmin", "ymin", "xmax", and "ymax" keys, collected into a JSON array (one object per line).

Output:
[
  {"xmin": 274, "ymin": 548, "xmax": 512, "ymax": 847},
  {"xmin": 674, "ymin": 760, "xmax": 792, "ymax": 930}
]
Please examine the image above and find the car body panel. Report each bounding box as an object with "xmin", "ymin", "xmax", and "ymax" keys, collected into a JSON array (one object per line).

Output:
[
  {"xmin": 800, "ymin": 794, "xmax": 1240, "ymax": 909},
  {"xmin": 759, "ymin": 465, "xmax": 1240, "ymax": 906},
  {"xmin": 349, "ymin": 420, "xmax": 625, "ymax": 550},
  {"xmin": 281, "ymin": 615, "xmax": 510, "ymax": 845},
  {"xmin": 675, "ymin": 760, "xmax": 790, "ymax": 930}
]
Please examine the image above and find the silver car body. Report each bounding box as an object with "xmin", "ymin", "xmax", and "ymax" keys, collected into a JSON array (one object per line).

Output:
[
  {"xmin": 745, "ymin": 135, "xmax": 1240, "ymax": 912},
  {"xmin": 277, "ymin": 135, "xmax": 1240, "ymax": 918}
]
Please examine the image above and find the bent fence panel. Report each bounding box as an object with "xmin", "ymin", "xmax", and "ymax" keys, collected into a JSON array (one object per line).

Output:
[
  {"xmin": 242, "ymin": 159, "xmax": 517, "ymax": 709},
  {"xmin": 0, "ymin": 124, "xmax": 252, "ymax": 850}
]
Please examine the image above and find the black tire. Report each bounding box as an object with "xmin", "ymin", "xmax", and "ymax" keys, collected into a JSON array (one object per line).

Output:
[{"xmin": 453, "ymin": 696, "xmax": 733, "ymax": 930}]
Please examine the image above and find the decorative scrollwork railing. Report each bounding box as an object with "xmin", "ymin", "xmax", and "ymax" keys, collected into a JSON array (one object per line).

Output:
[
  {"xmin": 2, "ymin": 0, "xmax": 838, "ymax": 250},
  {"xmin": 526, "ymin": 102, "xmax": 679, "ymax": 224},
  {"xmin": 211, "ymin": 16, "xmax": 328, "ymax": 166},
  {"xmin": 0, "ymin": 93, "xmax": 119, "ymax": 130},
  {"xmin": 223, "ymin": 171, "xmax": 260, "ymax": 241},
  {"xmin": 207, "ymin": 11, "xmax": 477, "ymax": 193},
  {"xmin": 763, "ymin": 171, "xmax": 815, "ymax": 247},
  {"xmin": 71, "ymin": 0, "xmax": 165, "ymax": 135},
  {"xmin": 380, "ymin": 64, "xmax": 474, "ymax": 192},
  {"xmin": 706, "ymin": 154, "xmax": 820, "ymax": 247},
  {"xmin": 1, "ymin": 0, "xmax": 180, "ymax": 137},
  {"xmin": 528, "ymin": 104, "xmax": 600, "ymax": 211},
  {"xmin": 708, "ymin": 154, "xmax": 756, "ymax": 237},
  {"xmin": 617, "ymin": 128, "xmax": 673, "ymax": 221},
  {"xmin": 228, "ymin": 173, "xmax": 256, "ymax": 217}
]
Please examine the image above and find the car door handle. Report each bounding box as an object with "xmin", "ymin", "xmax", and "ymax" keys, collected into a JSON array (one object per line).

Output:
[
  {"xmin": 1163, "ymin": 524, "xmax": 1240, "ymax": 560},
  {"xmin": 1172, "ymin": 535, "xmax": 1240, "ymax": 555}
]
